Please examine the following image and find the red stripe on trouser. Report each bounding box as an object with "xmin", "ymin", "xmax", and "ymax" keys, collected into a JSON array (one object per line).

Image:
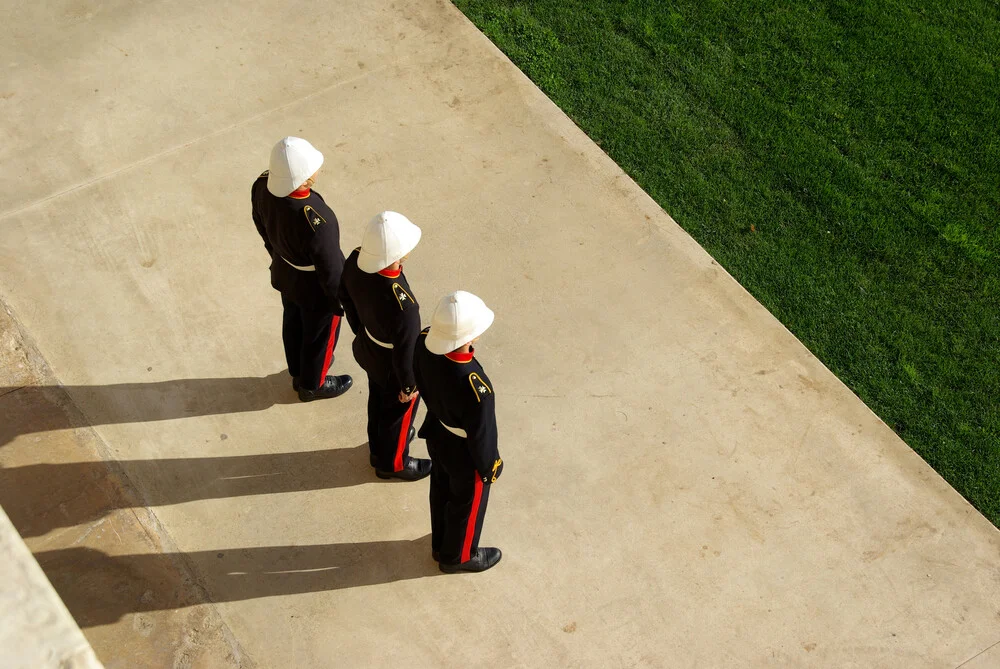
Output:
[
  {"xmin": 461, "ymin": 476, "xmax": 484, "ymax": 562},
  {"xmin": 393, "ymin": 397, "xmax": 417, "ymax": 472},
  {"xmin": 317, "ymin": 315, "xmax": 340, "ymax": 388}
]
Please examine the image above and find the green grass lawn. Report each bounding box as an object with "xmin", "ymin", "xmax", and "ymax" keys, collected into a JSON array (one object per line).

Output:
[{"xmin": 453, "ymin": 0, "xmax": 1000, "ymax": 526}]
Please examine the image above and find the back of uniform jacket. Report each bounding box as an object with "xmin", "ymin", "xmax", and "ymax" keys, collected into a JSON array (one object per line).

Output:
[
  {"xmin": 339, "ymin": 249, "xmax": 421, "ymax": 392},
  {"xmin": 251, "ymin": 173, "xmax": 345, "ymax": 312},
  {"xmin": 414, "ymin": 332, "xmax": 503, "ymax": 483}
]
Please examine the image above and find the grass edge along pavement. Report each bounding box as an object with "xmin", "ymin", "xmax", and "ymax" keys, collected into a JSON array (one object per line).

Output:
[{"xmin": 451, "ymin": 0, "xmax": 1000, "ymax": 527}]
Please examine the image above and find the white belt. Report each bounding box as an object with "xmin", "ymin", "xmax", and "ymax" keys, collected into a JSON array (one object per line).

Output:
[
  {"xmin": 440, "ymin": 420, "xmax": 467, "ymax": 438},
  {"xmin": 365, "ymin": 328, "xmax": 393, "ymax": 349},
  {"xmin": 282, "ymin": 256, "xmax": 316, "ymax": 272}
]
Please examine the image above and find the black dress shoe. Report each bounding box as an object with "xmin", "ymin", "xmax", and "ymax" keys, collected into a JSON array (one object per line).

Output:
[
  {"xmin": 297, "ymin": 375, "xmax": 353, "ymax": 402},
  {"xmin": 375, "ymin": 457, "xmax": 432, "ymax": 481},
  {"xmin": 439, "ymin": 547, "xmax": 502, "ymax": 573}
]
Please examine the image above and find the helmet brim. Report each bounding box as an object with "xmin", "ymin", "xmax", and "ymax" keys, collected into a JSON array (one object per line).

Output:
[
  {"xmin": 424, "ymin": 308, "xmax": 495, "ymax": 355},
  {"xmin": 357, "ymin": 223, "xmax": 421, "ymax": 273},
  {"xmin": 266, "ymin": 141, "xmax": 324, "ymax": 197}
]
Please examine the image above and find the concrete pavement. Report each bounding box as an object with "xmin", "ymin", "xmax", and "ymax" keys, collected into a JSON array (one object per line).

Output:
[
  {"xmin": 1, "ymin": 306, "xmax": 245, "ymax": 669},
  {"xmin": 1, "ymin": 0, "xmax": 998, "ymax": 667}
]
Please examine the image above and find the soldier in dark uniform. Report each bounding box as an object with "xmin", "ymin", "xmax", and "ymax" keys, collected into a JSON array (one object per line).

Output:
[
  {"xmin": 414, "ymin": 291, "xmax": 503, "ymax": 573},
  {"xmin": 251, "ymin": 137, "xmax": 352, "ymax": 401},
  {"xmin": 339, "ymin": 211, "xmax": 432, "ymax": 481}
]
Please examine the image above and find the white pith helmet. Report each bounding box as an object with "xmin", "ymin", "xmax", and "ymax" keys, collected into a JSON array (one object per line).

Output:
[
  {"xmin": 266, "ymin": 137, "xmax": 324, "ymax": 197},
  {"xmin": 425, "ymin": 291, "xmax": 495, "ymax": 355},
  {"xmin": 357, "ymin": 211, "xmax": 422, "ymax": 273}
]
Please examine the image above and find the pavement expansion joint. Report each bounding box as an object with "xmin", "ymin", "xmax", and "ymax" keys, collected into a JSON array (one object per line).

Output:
[
  {"xmin": 0, "ymin": 63, "xmax": 394, "ymax": 223},
  {"xmin": 956, "ymin": 639, "xmax": 1000, "ymax": 668}
]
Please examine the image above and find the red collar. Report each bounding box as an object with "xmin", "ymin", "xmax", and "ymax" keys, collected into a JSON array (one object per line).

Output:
[
  {"xmin": 288, "ymin": 187, "xmax": 311, "ymax": 199},
  {"xmin": 445, "ymin": 349, "xmax": 474, "ymax": 363},
  {"xmin": 378, "ymin": 267, "xmax": 402, "ymax": 278}
]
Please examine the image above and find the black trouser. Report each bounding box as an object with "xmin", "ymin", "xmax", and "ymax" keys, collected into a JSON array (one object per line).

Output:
[
  {"xmin": 281, "ymin": 294, "xmax": 342, "ymax": 391},
  {"xmin": 366, "ymin": 373, "xmax": 419, "ymax": 472},
  {"xmin": 427, "ymin": 435, "xmax": 491, "ymax": 563}
]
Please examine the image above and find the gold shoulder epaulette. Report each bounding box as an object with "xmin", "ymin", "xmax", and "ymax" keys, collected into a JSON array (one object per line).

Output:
[
  {"xmin": 303, "ymin": 205, "xmax": 325, "ymax": 231},
  {"xmin": 392, "ymin": 283, "xmax": 414, "ymax": 310},
  {"xmin": 468, "ymin": 372, "xmax": 492, "ymax": 403}
]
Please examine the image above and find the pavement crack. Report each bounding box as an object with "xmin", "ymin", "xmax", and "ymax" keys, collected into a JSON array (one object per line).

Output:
[
  {"xmin": 0, "ymin": 385, "xmax": 27, "ymax": 399},
  {"xmin": 956, "ymin": 638, "xmax": 1000, "ymax": 668},
  {"xmin": 70, "ymin": 517, "xmax": 107, "ymax": 546}
]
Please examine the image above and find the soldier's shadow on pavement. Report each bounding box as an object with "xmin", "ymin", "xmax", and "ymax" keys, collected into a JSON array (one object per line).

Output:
[
  {"xmin": 34, "ymin": 534, "xmax": 440, "ymax": 628},
  {"xmin": 0, "ymin": 443, "xmax": 376, "ymax": 538},
  {"xmin": 0, "ymin": 371, "xmax": 302, "ymax": 446}
]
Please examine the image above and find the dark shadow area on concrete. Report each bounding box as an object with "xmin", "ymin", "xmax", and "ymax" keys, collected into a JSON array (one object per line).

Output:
[
  {"xmin": 0, "ymin": 443, "xmax": 376, "ymax": 538},
  {"xmin": 0, "ymin": 371, "xmax": 302, "ymax": 446},
  {"xmin": 35, "ymin": 534, "xmax": 439, "ymax": 628}
]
